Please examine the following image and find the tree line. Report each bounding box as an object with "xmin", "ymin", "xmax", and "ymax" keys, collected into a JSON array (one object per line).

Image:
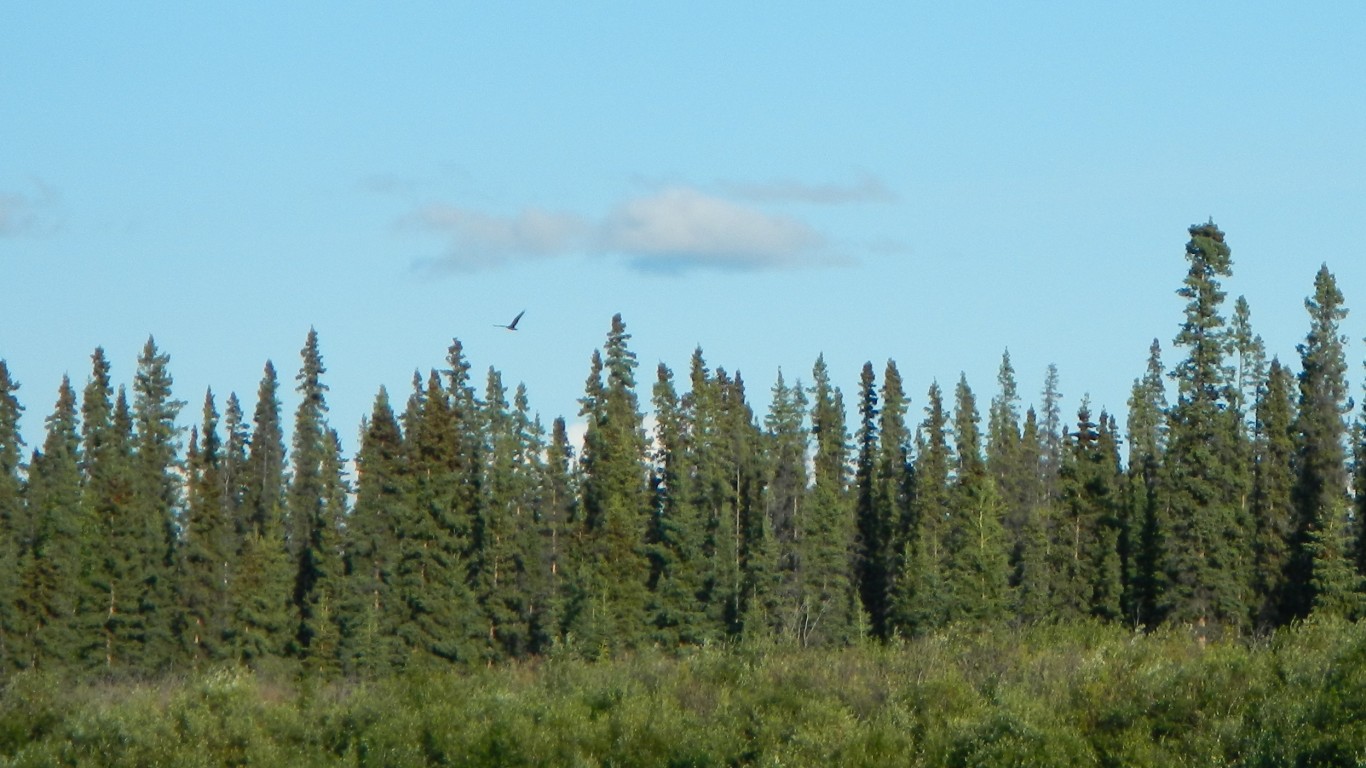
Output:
[{"xmin": 0, "ymin": 219, "xmax": 1363, "ymax": 677}]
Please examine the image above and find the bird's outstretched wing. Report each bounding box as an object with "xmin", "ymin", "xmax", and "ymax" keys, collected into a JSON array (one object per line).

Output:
[{"xmin": 495, "ymin": 310, "xmax": 526, "ymax": 330}]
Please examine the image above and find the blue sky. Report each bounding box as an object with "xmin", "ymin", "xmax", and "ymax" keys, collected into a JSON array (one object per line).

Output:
[{"xmin": 4, "ymin": 3, "xmax": 1365, "ymax": 455}]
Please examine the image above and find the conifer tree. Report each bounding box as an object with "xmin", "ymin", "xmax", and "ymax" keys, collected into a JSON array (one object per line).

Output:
[
  {"xmin": 1158, "ymin": 220, "xmax": 1249, "ymax": 635},
  {"xmin": 475, "ymin": 368, "xmax": 537, "ymax": 659},
  {"xmin": 1039, "ymin": 364, "xmax": 1065, "ymax": 503},
  {"xmin": 532, "ymin": 416, "xmax": 576, "ymax": 651},
  {"xmin": 853, "ymin": 362, "xmax": 892, "ymax": 637},
  {"xmin": 0, "ymin": 362, "xmax": 23, "ymax": 669},
  {"xmin": 720, "ymin": 370, "xmax": 767, "ymax": 639},
  {"xmin": 945, "ymin": 375, "xmax": 1009, "ymax": 624},
  {"xmin": 1288, "ymin": 266, "xmax": 1357, "ymax": 618},
  {"xmin": 889, "ymin": 382, "xmax": 953, "ymax": 636},
  {"xmin": 568, "ymin": 315, "xmax": 651, "ymax": 654},
  {"xmin": 81, "ymin": 349, "xmax": 137, "ymax": 669},
  {"xmin": 127, "ymin": 337, "xmax": 185, "ymax": 671},
  {"xmin": 762, "ymin": 370, "xmax": 808, "ymax": 641},
  {"xmin": 176, "ymin": 390, "xmax": 235, "ymax": 665},
  {"xmin": 647, "ymin": 361, "xmax": 710, "ymax": 645},
  {"xmin": 801, "ymin": 355, "xmax": 856, "ymax": 644},
  {"xmin": 21, "ymin": 376, "xmax": 84, "ymax": 669},
  {"xmin": 396, "ymin": 365, "xmax": 481, "ymax": 665},
  {"xmin": 1251, "ymin": 359, "xmax": 1296, "ymax": 626},
  {"xmin": 343, "ymin": 387, "xmax": 407, "ymax": 674},
  {"xmin": 1013, "ymin": 408, "xmax": 1053, "ymax": 623},
  {"xmin": 1124, "ymin": 340, "xmax": 1167, "ymax": 626},
  {"xmin": 287, "ymin": 330, "xmax": 346, "ymax": 668},
  {"xmin": 988, "ymin": 351, "xmax": 1028, "ymax": 548},
  {"xmin": 872, "ymin": 360, "xmax": 912, "ymax": 639},
  {"xmin": 232, "ymin": 362, "xmax": 294, "ymax": 664}
]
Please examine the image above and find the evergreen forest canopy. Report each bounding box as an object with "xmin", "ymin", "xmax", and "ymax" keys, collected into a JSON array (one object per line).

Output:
[{"xmin": 1, "ymin": 219, "xmax": 1365, "ymax": 678}]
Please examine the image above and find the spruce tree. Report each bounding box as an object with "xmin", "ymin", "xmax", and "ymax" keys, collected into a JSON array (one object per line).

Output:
[
  {"xmin": 1288, "ymin": 266, "xmax": 1357, "ymax": 618},
  {"xmin": 81, "ymin": 349, "xmax": 137, "ymax": 670},
  {"xmin": 532, "ymin": 417, "xmax": 576, "ymax": 651},
  {"xmin": 1124, "ymin": 340, "xmax": 1167, "ymax": 626},
  {"xmin": 396, "ymin": 366, "xmax": 481, "ymax": 665},
  {"xmin": 287, "ymin": 329, "xmax": 345, "ymax": 668},
  {"xmin": 232, "ymin": 362, "xmax": 294, "ymax": 664},
  {"xmin": 1013, "ymin": 408, "xmax": 1053, "ymax": 623},
  {"xmin": 853, "ymin": 362, "xmax": 885, "ymax": 635},
  {"xmin": 176, "ymin": 390, "xmax": 235, "ymax": 665},
  {"xmin": 1158, "ymin": 220, "xmax": 1249, "ymax": 635},
  {"xmin": 342, "ymin": 387, "xmax": 407, "ymax": 674},
  {"xmin": 20, "ymin": 376, "xmax": 84, "ymax": 669},
  {"xmin": 475, "ymin": 368, "xmax": 536, "ymax": 659},
  {"xmin": 1251, "ymin": 359, "xmax": 1296, "ymax": 626},
  {"xmin": 873, "ymin": 360, "xmax": 912, "ymax": 639},
  {"xmin": 889, "ymin": 381, "xmax": 953, "ymax": 636},
  {"xmin": 801, "ymin": 355, "xmax": 856, "ymax": 644},
  {"xmin": 988, "ymin": 351, "xmax": 1029, "ymax": 559},
  {"xmin": 568, "ymin": 315, "xmax": 651, "ymax": 654},
  {"xmin": 647, "ymin": 361, "xmax": 710, "ymax": 645},
  {"xmin": 0, "ymin": 362, "xmax": 23, "ymax": 669},
  {"xmin": 945, "ymin": 375, "xmax": 1009, "ymax": 624},
  {"xmin": 762, "ymin": 370, "xmax": 808, "ymax": 642},
  {"xmin": 127, "ymin": 337, "xmax": 185, "ymax": 671}
]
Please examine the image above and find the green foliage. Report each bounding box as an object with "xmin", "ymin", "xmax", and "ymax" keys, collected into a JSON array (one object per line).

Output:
[{"xmin": 7, "ymin": 622, "xmax": 1366, "ymax": 766}]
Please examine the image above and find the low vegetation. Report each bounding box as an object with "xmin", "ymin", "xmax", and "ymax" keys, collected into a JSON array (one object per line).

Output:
[{"xmin": 4, "ymin": 618, "xmax": 1366, "ymax": 767}]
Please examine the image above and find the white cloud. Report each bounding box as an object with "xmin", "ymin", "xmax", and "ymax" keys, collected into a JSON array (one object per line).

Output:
[
  {"xmin": 404, "ymin": 182, "xmax": 867, "ymax": 274},
  {"xmin": 406, "ymin": 205, "xmax": 590, "ymax": 272},
  {"xmin": 597, "ymin": 187, "xmax": 829, "ymax": 271}
]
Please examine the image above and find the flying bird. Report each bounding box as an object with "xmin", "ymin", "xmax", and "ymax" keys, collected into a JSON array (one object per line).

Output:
[{"xmin": 495, "ymin": 310, "xmax": 525, "ymax": 331}]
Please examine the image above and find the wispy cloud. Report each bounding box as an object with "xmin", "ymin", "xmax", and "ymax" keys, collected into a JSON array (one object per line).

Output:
[
  {"xmin": 0, "ymin": 180, "xmax": 59, "ymax": 237},
  {"xmin": 717, "ymin": 173, "xmax": 896, "ymax": 205},
  {"xmin": 405, "ymin": 205, "xmax": 589, "ymax": 272},
  {"xmin": 598, "ymin": 187, "xmax": 830, "ymax": 272},
  {"xmin": 405, "ymin": 181, "xmax": 864, "ymax": 274}
]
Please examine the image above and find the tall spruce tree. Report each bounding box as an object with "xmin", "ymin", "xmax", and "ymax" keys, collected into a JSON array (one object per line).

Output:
[
  {"xmin": 176, "ymin": 390, "xmax": 235, "ymax": 665},
  {"xmin": 396, "ymin": 362, "xmax": 481, "ymax": 665},
  {"xmin": 762, "ymin": 370, "xmax": 808, "ymax": 641},
  {"xmin": 342, "ymin": 387, "xmax": 407, "ymax": 674},
  {"xmin": 1251, "ymin": 359, "xmax": 1296, "ymax": 626},
  {"xmin": 987, "ymin": 351, "xmax": 1029, "ymax": 553},
  {"xmin": 801, "ymin": 355, "xmax": 856, "ymax": 644},
  {"xmin": 21, "ymin": 376, "xmax": 84, "ymax": 669},
  {"xmin": 0, "ymin": 363, "xmax": 24, "ymax": 669},
  {"xmin": 1288, "ymin": 266, "xmax": 1358, "ymax": 618},
  {"xmin": 232, "ymin": 362, "xmax": 294, "ymax": 664},
  {"xmin": 475, "ymin": 368, "xmax": 537, "ymax": 660},
  {"xmin": 1013, "ymin": 408, "xmax": 1053, "ymax": 623},
  {"xmin": 127, "ymin": 337, "xmax": 185, "ymax": 672},
  {"xmin": 647, "ymin": 360, "xmax": 711, "ymax": 645},
  {"xmin": 872, "ymin": 360, "xmax": 912, "ymax": 639},
  {"xmin": 1125, "ymin": 340, "xmax": 1167, "ymax": 626},
  {"xmin": 945, "ymin": 375, "xmax": 1009, "ymax": 624},
  {"xmin": 533, "ymin": 416, "xmax": 576, "ymax": 651},
  {"xmin": 1158, "ymin": 220, "xmax": 1250, "ymax": 635},
  {"xmin": 81, "ymin": 349, "xmax": 137, "ymax": 669},
  {"xmin": 568, "ymin": 315, "xmax": 651, "ymax": 654},
  {"xmin": 287, "ymin": 329, "xmax": 345, "ymax": 668},
  {"xmin": 0, "ymin": 363, "xmax": 23, "ymax": 669},
  {"xmin": 890, "ymin": 381, "xmax": 953, "ymax": 636},
  {"xmin": 853, "ymin": 362, "xmax": 888, "ymax": 636}
]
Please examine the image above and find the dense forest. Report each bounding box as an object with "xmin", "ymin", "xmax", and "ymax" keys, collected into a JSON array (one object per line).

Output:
[{"xmin": 0, "ymin": 219, "xmax": 1364, "ymax": 678}]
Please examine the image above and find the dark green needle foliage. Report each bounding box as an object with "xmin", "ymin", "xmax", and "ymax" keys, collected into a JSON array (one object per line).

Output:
[
  {"xmin": 0, "ymin": 363, "xmax": 23, "ymax": 670},
  {"xmin": 1157, "ymin": 221, "xmax": 1249, "ymax": 636}
]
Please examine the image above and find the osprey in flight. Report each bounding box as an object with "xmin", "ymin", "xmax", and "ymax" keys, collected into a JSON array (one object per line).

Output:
[{"xmin": 495, "ymin": 310, "xmax": 525, "ymax": 331}]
